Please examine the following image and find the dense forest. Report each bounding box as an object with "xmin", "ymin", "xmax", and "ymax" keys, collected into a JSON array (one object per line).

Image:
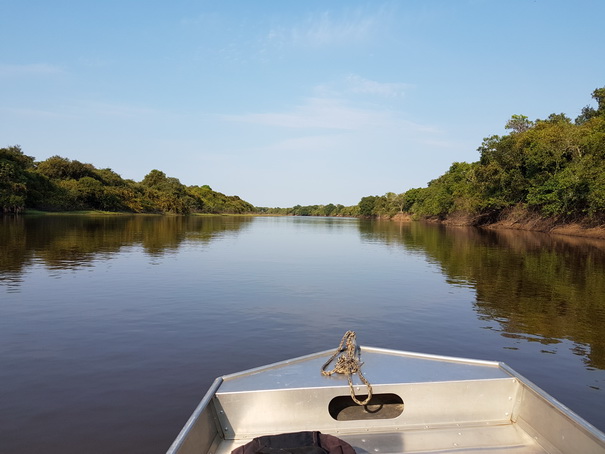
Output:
[
  {"xmin": 2, "ymin": 87, "xmax": 604, "ymax": 222},
  {"xmin": 256, "ymin": 204, "xmax": 359, "ymax": 217},
  {"xmin": 356, "ymin": 87, "xmax": 605, "ymax": 225},
  {"xmin": 0, "ymin": 150, "xmax": 255, "ymax": 214}
]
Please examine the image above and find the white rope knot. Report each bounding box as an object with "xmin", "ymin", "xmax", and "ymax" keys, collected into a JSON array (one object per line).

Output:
[{"xmin": 321, "ymin": 331, "xmax": 373, "ymax": 406}]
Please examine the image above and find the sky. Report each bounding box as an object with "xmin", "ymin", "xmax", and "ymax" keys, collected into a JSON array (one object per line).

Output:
[{"xmin": 1, "ymin": 0, "xmax": 604, "ymax": 207}]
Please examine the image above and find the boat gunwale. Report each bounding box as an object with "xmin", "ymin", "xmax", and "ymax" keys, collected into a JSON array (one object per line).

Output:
[
  {"xmin": 215, "ymin": 376, "xmax": 518, "ymax": 396},
  {"xmin": 499, "ymin": 362, "xmax": 605, "ymax": 445},
  {"xmin": 166, "ymin": 377, "xmax": 224, "ymax": 454},
  {"xmin": 219, "ymin": 346, "xmax": 504, "ymax": 383}
]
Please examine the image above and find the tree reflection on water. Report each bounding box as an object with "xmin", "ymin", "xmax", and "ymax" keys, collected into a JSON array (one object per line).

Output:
[
  {"xmin": 360, "ymin": 220, "xmax": 605, "ymax": 369},
  {"xmin": 0, "ymin": 215, "xmax": 253, "ymax": 289}
]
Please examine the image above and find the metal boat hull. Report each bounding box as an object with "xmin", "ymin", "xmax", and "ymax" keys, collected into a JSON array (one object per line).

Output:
[{"xmin": 167, "ymin": 347, "xmax": 605, "ymax": 454}]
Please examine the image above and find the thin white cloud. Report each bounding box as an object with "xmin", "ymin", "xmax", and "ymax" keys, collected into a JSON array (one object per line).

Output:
[
  {"xmin": 224, "ymin": 95, "xmax": 439, "ymax": 137},
  {"xmin": 345, "ymin": 74, "xmax": 409, "ymax": 98},
  {"xmin": 264, "ymin": 134, "xmax": 348, "ymax": 154},
  {"xmin": 223, "ymin": 97, "xmax": 391, "ymax": 130},
  {"xmin": 0, "ymin": 63, "xmax": 64, "ymax": 77},
  {"xmin": 265, "ymin": 7, "xmax": 389, "ymax": 49}
]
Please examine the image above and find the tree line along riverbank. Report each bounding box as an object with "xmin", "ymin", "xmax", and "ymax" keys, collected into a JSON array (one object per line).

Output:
[
  {"xmin": 355, "ymin": 88, "xmax": 605, "ymax": 224},
  {"xmin": 263, "ymin": 87, "xmax": 605, "ymax": 239},
  {"xmin": 0, "ymin": 151, "xmax": 255, "ymax": 215},
  {"xmin": 2, "ymin": 87, "xmax": 604, "ymax": 238}
]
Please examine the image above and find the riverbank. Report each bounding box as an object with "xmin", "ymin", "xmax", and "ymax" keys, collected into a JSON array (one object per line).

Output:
[
  {"xmin": 390, "ymin": 209, "xmax": 605, "ymax": 240},
  {"xmin": 19, "ymin": 209, "xmax": 257, "ymax": 217},
  {"xmin": 485, "ymin": 211, "xmax": 605, "ymax": 240}
]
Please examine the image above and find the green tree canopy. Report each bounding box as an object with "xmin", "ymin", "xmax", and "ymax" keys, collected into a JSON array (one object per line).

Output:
[
  {"xmin": 359, "ymin": 86, "xmax": 605, "ymax": 224},
  {"xmin": 0, "ymin": 146, "xmax": 35, "ymax": 213}
]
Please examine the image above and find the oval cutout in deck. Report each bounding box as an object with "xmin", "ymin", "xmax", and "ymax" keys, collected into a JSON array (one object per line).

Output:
[{"xmin": 329, "ymin": 393, "xmax": 404, "ymax": 421}]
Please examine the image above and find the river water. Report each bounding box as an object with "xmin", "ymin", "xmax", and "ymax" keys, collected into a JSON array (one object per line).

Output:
[{"xmin": 1, "ymin": 215, "xmax": 604, "ymax": 453}]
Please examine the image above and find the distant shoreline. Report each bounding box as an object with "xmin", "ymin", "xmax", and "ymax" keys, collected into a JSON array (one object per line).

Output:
[{"xmin": 9, "ymin": 209, "xmax": 605, "ymax": 240}]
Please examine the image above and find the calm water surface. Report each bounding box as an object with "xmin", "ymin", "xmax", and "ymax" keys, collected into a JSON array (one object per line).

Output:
[{"xmin": 1, "ymin": 215, "xmax": 604, "ymax": 453}]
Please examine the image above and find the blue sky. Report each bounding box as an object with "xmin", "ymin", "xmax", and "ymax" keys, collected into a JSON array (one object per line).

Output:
[{"xmin": 1, "ymin": 0, "xmax": 604, "ymax": 207}]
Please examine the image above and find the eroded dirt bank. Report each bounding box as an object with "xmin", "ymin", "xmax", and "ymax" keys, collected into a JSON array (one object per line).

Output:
[{"xmin": 390, "ymin": 209, "xmax": 605, "ymax": 240}]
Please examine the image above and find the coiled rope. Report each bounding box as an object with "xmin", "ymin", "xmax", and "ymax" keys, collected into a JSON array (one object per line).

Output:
[{"xmin": 320, "ymin": 331, "xmax": 373, "ymax": 406}]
